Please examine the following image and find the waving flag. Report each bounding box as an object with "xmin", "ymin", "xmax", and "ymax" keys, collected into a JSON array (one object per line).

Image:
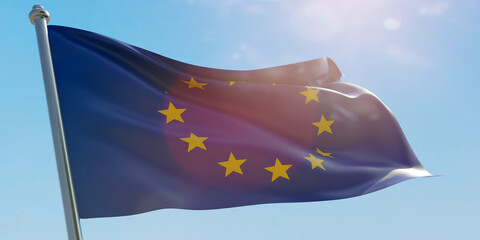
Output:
[{"xmin": 48, "ymin": 26, "xmax": 429, "ymax": 218}]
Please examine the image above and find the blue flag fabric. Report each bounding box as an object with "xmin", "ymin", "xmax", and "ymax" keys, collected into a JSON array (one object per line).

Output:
[{"xmin": 48, "ymin": 26, "xmax": 429, "ymax": 219}]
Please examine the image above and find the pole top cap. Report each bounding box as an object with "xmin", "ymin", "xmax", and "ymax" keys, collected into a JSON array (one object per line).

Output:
[{"xmin": 29, "ymin": 5, "xmax": 49, "ymax": 25}]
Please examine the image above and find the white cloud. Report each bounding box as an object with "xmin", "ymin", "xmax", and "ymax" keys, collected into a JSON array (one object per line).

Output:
[
  {"xmin": 418, "ymin": 1, "xmax": 450, "ymax": 16},
  {"xmin": 383, "ymin": 17, "xmax": 402, "ymax": 31},
  {"xmin": 241, "ymin": 3, "xmax": 265, "ymax": 15},
  {"xmin": 287, "ymin": 0, "xmax": 393, "ymax": 43},
  {"xmin": 198, "ymin": 0, "xmax": 265, "ymax": 16},
  {"xmin": 385, "ymin": 44, "xmax": 431, "ymax": 68},
  {"xmin": 283, "ymin": 0, "xmax": 434, "ymax": 69},
  {"xmin": 230, "ymin": 43, "xmax": 273, "ymax": 68},
  {"xmin": 196, "ymin": 0, "xmax": 436, "ymax": 69}
]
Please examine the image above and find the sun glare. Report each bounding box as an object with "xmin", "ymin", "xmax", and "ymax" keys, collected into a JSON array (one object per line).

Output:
[{"xmin": 288, "ymin": 0, "xmax": 394, "ymax": 43}]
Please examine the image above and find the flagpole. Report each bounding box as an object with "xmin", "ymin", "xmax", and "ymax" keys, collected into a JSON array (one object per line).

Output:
[{"xmin": 29, "ymin": 5, "xmax": 83, "ymax": 240}]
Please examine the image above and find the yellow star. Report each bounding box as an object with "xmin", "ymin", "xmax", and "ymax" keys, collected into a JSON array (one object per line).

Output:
[
  {"xmin": 180, "ymin": 133, "xmax": 208, "ymax": 152},
  {"xmin": 316, "ymin": 148, "xmax": 334, "ymax": 158},
  {"xmin": 265, "ymin": 158, "xmax": 292, "ymax": 182},
  {"xmin": 158, "ymin": 102, "xmax": 186, "ymax": 123},
  {"xmin": 272, "ymin": 83, "xmax": 277, "ymax": 86},
  {"xmin": 218, "ymin": 153, "xmax": 247, "ymax": 177},
  {"xmin": 299, "ymin": 87, "xmax": 320, "ymax": 104},
  {"xmin": 304, "ymin": 153, "xmax": 326, "ymax": 171},
  {"xmin": 312, "ymin": 115, "xmax": 334, "ymax": 135},
  {"xmin": 229, "ymin": 81, "xmax": 236, "ymax": 86},
  {"xmin": 182, "ymin": 77, "xmax": 207, "ymax": 90}
]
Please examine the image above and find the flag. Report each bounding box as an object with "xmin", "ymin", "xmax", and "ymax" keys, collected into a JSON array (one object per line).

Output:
[{"xmin": 48, "ymin": 26, "xmax": 429, "ymax": 219}]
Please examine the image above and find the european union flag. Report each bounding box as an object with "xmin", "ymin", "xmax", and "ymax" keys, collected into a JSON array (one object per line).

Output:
[{"xmin": 48, "ymin": 26, "xmax": 429, "ymax": 219}]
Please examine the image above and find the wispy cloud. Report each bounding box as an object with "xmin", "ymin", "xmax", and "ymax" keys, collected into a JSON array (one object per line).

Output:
[
  {"xmin": 192, "ymin": 0, "xmax": 438, "ymax": 69},
  {"xmin": 281, "ymin": 0, "xmax": 436, "ymax": 68},
  {"xmin": 230, "ymin": 43, "xmax": 274, "ymax": 68},
  {"xmin": 383, "ymin": 17, "xmax": 402, "ymax": 31},
  {"xmin": 418, "ymin": 1, "xmax": 450, "ymax": 16},
  {"xmin": 385, "ymin": 43, "xmax": 431, "ymax": 68},
  {"xmin": 286, "ymin": 0, "xmax": 393, "ymax": 43},
  {"xmin": 188, "ymin": 0, "xmax": 265, "ymax": 16}
]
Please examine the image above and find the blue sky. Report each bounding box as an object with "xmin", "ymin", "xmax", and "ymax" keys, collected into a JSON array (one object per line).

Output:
[{"xmin": 1, "ymin": 0, "xmax": 479, "ymax": 239}]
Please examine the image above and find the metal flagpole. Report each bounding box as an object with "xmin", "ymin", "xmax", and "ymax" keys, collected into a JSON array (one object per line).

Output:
[{"xmin": 29, "ymin": 5, "xmax": 83, "ymax": 240}]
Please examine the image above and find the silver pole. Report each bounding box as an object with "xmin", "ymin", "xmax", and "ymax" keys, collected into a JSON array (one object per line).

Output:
[{"xmin": 29, "ymin": 5, "xmax": 83, "ymax": 240}]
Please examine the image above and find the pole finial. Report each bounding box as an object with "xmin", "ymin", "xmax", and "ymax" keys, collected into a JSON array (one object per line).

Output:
[{"xmin": 29, "ymin": 5, "xmax": 50, "ymax": 25}]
